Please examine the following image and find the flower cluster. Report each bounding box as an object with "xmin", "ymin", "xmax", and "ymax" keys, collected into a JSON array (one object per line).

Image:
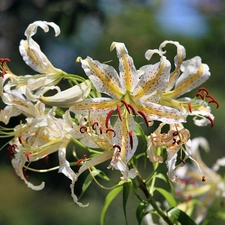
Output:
[{"xmin": 0, "ymin": 21, "xmax": 221, "ymax": 221}]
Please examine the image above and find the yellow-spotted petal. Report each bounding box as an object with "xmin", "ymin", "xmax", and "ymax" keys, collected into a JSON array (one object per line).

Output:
[
  {"xmin": 39, "ymin": 80, "xmax": 91, "ymax": 108},
  {"xmin": 159, "ymin": 41, "xmax": 186, "ymax": 92},
  {"xmin": 110, "ymin": 42, "xmax": 138, "ymax": 92},
  {"xmin": 165, "ymin": 56, "xmax": 210, "ymax": 99},
  {"xmin": 70, "ymin": 97, "xmax": 118, "ymax": 114},
  {"xmin": 133, "ymin": 52, "xmax": 171, "ymax": 99},
  {"xmin": 19, "ymin": 21, "xmax": 64, "ymax": 74},
  {"xmin": 80, "ymin": 56, "xmax": 124, "ymax": 99},
  {"xmin": 137, "ymin": 101, "xmax": 186, "ymax": 124}
]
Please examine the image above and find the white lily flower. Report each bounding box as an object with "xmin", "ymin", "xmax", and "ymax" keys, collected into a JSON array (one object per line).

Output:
[
  {"xmin": 147, "ymin": 123, "xmax": 191, "ymax": 182},
  {"xmin": 175, "ymin": 137, "xmax": 225, "ymax": 223},
  {"xmin": 154, "ymin": 41, "xmax": 216, "ymax": 127},
  {"xmin": 7, "ymin": 105, "xmax": 86, "ymax": 207},
  {"xmin": 70, "ymin": 42, "xmax": 186, "ymax": 179}
]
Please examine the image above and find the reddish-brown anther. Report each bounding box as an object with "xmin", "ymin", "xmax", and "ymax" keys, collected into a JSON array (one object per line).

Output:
[
  {"xmin": 180, "ymin": 157, "xmax": 186, "ymax": 164},
  {"xmin": 7, "ymin": 144, "xmax": 17, "ymax": 159},
  {"xmin": 129, "ymin": 131, "xmax": 133, "ymax": 149},
  {"xmin": 113, "ymin": 144, "xmax": 121, "ymax": 152},
  {"xmin": 0, "ymin": 58, "xmax": 10, "ymax": 66},
  {"xmin": 198, "ymin": 87, "xmax": 209, "ymax": 95},
  {"xmin": 202, "ymin": 175, "xmax": 206, "ymax": 182},
  {"xmin": 137, "ymin": 110, "xmax": 149, "ymax": 127},
  {"xmin": 92, "ymin": 122, "xmax": 99, "ymax": 130},
  {"xmin": 80, "ymin": 126, "xmax": 88, "ymax": 133},
  {"xmin": 26, "ymin": 152, "xmax": 31, "ymax": 161},
  {"xmin": 206, "ymin": 116, "xmax": 214, "ymax": 128},
  {"xmin": 121, "ymin": 100, "xmax": 130, "ymax": 114},
  {"xmin": 105, "ymin": 109, "xmax": 114, "ymax": 128},
  {"xmin": 76, "ymin": 154, "xmax": 87, "ymax": 166},
  {"xmin": 106, "ymin": 128, "xmax": 116, "ymax": 137},
  {"xmin": 187, "ymin": 103, "xmax": 192, "ymax": 113},
  {"xmin": 196, "ymin": 92, "xmax": 204, "ymax": 99},
  {"xmin": 127, "ymin": 104, "xmax": 137, "ymax": 116}
]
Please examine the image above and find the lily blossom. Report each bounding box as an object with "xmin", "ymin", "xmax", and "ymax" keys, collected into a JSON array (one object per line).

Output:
[
  {"xmin": 70, "ymin": 42, "xmax": 186, "ymax": 178},
  {"xmin": 154, "ymin": 41, "xmax": 217, "ymax": 127},
  {"xmin": 175, "ymin": 137, "xmax": 225, "ymax": 223},
  {"xmin": 6, "ymin": 104, "xmax": 86, "ymax": 207},
  {"xmin": 147, "ymin": 123, "xmax": 191, "ymax": 181}
]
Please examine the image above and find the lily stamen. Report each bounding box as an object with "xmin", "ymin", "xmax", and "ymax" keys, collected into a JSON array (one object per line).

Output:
[
  {"xmin": 80, "ymin": 126, "xmax": 88, "ymax": 133},
  {"xmin": 129, "ymin": 131, "xmax": 133, "ymax": 149},
  {"xmin": 206, "ymin": 116, "xmax": 214, "ymax": 128},
  {"xmin": 106, "ymin": 128, "xmax": 116, "ymax": 137},
  {"xmin": 202, "ymin": 175, "xmax": 206, "ymax": 182},
  {"xmin": 187, "ymin": 103, "xmax": 192, "ymax": 113},
  {"xmin": 105, "ymin": 109, "xmax": 114, "ymax": 128},
  {"xmin": 92, "ymin": 122, "xmax": 99, "ymax": 130},
  {"xmin": 127, "ymin": 104, "xmax": 137, "ymax": 116},
  {"xmin": 199, "ymin": 87, "xmax": 209, "ymax": 95},
  {"xmin": 137, "ymin": 110, "xmax": 149, "ymax": 127},
  {"xmin": 121, "ymin": 100, "xmax": 130, "ymax": 114}
]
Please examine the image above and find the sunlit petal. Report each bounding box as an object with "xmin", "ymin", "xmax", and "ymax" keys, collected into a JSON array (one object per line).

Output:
[
  {"xmin": 70, "ymin": 97, "xmax": 118, "ymax": 114},
  {"xmin": 159, "ymin": 41, "xmax": 186, "ymax": 92},
  {"xmin": 110, "ymin": 42, "xmax": 138, "ymax": 92},
  {"xmin": 39, "ymin": 80, "xmax": 91, "ymax": 108},
  {"xmin": 166, "ymin": 57, "xmax": 210, "ymax": 99},
  {"xmin": 80, "ymin": 56, "xmax": 124, "ymax": 99},
  {"xmin": 11, "ymin": 151, "xmax": 45, "ymax": 191},
  {"xmin": 19, "ymin": 21, "xmax": 63, "ymax": 74}
]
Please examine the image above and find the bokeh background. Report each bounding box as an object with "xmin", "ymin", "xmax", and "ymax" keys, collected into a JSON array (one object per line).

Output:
[{"xmin": 0, "ymin": 0, "xmax": 225, "ymax": 224}]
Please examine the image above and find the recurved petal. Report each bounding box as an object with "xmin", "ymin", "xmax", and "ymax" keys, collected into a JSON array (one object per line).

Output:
[
  {"xmin": 133, "ymin": 56, "xmax": 171, "ymax": 99},
  {"xmin": 12, "ymin": 151, "xmax": 45, "ymax": 191},
  {"xmin": 110, "ymin": 42, "xmax": 138, "ymax": 93},
  {"xmin": 166, "ymin": 149, "xmax": 179, "ymax": 182},
  {"xmin": 159, "ymin": 41, "xmax": 186, "ymax": 92},
  {"xmin": 19, "ymin": 21, "xmax": 63, "ymax": 74},
  {"xmin": 58, "ymin": 146, "xmax": 88, "ymax": 207},
  {"xmin": 137, "ymin": 101, "xmax": 186, "ymax": 124},
  {"xmin": 80, "ymin": 56, "xmax": 124, "ymax": 99},
  {"xmin": 39, "ymin": 80, "xmax": 91, "ymax": 108},
  {"xmin": 167, "ymin": 57, "xmax": 210, "ymax": 99}
]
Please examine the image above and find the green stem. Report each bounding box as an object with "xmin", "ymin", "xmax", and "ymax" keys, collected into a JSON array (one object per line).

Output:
[{"xmin": 136, "ymin": 173, "xmax": 173, "ymax": 225}]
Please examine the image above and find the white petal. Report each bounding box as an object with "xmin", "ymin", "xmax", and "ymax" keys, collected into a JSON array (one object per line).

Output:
[
  {"xmin": 110, "ymin": 42, "xmax": 138, "ymax": 93},
  {"xmin": 81, "ymin": 56, "xmax": 124, "ymax": 99},
  {"xmin": 19, "ymin": 21, "xmax": 63, "ymax": 74},
  {"xmin": 12, "ymin": 151, "xmax": 45, "ymax": 191},
  {"xmin": 58, "ymin": 146, "xmax": 88, "ymax": 207},
  {"xmin": 39, "ymin": 80, "xmax": 91, "ymax": 108}
]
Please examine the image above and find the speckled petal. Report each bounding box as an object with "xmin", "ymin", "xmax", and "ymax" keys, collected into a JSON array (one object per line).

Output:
[
  {"xmin": 137, "ymin": 101, "xmax": 186, "ymax": 124},
  {"xmin": 19, "ymin": 21, "xmax": 63, "ymax": 74},
  {"xmin": 133, "ymin": 56, "xmax": 171, "ymax": 99},
  {"xmin": 70, "ymin": 97, "xmax": 118, "ymax": 114},
  {"xmin": 110, "ymin": 42, "xmax": 138, "ymax": 93},
  {"xmin": 159, "ymin": 41, "xmax": 186, "ymax": 92},
  {"xmin": 80, "ymin": 56, "xmax": 124, "ymax": 99},
  {"xmin": 167, "ymin": 57, "xmax": 210, "ymax": 99}
]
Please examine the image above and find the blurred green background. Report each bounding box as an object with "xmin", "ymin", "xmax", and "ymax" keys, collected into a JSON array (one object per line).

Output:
[{"xmin": 0, "ymin": 0, "xmax": 225, "ymax": 224}]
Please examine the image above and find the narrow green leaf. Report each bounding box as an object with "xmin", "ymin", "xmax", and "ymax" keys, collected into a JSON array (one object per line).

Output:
[
  {"xmin": 154, "ymin": 188, "xmax": 177, "ymax": 208},
  {"xmin": 100, "ymin": 185, "xmax": 123, "ymax": 225},
  {"xmin": 79, "ymin": 169, "xmax": 101, "ymax": 199},
  {"xmin": 136, "ymin": 202, "xmax": 147, "ymax": 225},
  {"xmin": 123, "ymin": 182, "xmax": 130, "ymax": 225},
  {"xmin": 168, "ymin": 207, "xmax": 197, "ymax": 225}
]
